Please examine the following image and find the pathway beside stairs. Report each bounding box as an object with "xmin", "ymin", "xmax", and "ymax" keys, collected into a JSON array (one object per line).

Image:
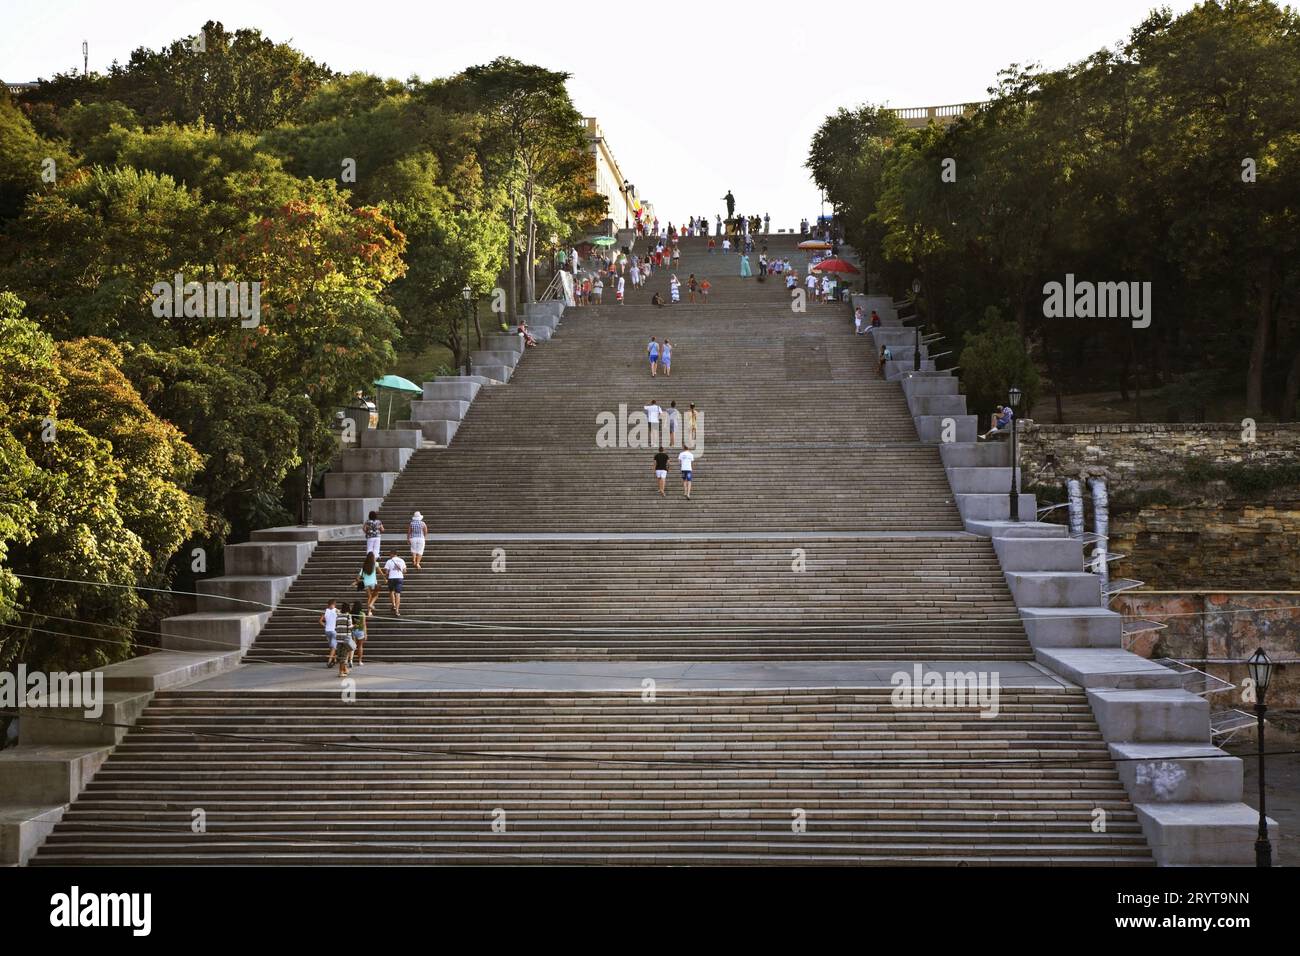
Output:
[{"xmin": 29, "ymin": 236, "xmax": 1155, "ymax": 865}]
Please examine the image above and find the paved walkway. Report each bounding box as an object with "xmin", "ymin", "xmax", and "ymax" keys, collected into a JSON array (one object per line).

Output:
[{"xmin": 193, "ymin": 659, "xmax": 1070, "ymax": 692}]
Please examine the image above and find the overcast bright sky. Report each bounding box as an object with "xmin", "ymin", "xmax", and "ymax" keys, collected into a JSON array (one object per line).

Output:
[{"xmin": 3, "ymin": 0, "xmax": 1196, "ymax": 228}]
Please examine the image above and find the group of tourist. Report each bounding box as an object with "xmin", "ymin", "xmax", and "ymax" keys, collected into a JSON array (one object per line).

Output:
[
  {"xmin": 570, "ymin": 240, "xmax": 690, "ymax": 306},
  {"xmin": 643, "ymin": 399, "xmax": 699, "ymax": 499},
  {"xmin": 801, "ymin": 271, "xmax": 840, "ymax": 301},
  {"xmin": 646, "ymin": 337, "xmax": 674, "ymax": 375},
  {"xmin": 662, "ymin": 211, "xmax": 771, "ymax": 240},
  {"xmin": 317, "ymin": 509, "xmax": 429, "ymax": 676},
  {"xmin": 853, "ymin": 306, "xmax": 883, "ymax": 335},
  {"xmin": 708, "ymin": 235, "xmax": 761, "ymax": 256},
  {"xmin": 658, "ymin": 274, "xmax": 710, "ymax": 305},
  {"xmin": 669, "ymin": 216, "xmax": 716, "ymax": 238}
]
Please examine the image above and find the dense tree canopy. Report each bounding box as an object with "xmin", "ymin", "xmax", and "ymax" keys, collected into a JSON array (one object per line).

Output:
[
  {"xmin": 0, "ymin": 23, "xmax": 605, "ymax": 673},
  {"xmin": 809, "ymin": 0, "xmax": 1300, "ymax": 422},
  {"xmin": 0, "ymin": 294, "xmax": 206, "ymax": 677}
]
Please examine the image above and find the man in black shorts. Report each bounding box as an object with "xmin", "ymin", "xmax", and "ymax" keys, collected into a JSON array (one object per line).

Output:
[{"xmin": 653, "ymin": 447, "xmax": 669, "ymax": 497}]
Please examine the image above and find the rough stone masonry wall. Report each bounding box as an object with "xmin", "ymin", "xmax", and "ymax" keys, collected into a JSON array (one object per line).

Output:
[
  {"xmin": 1018, "ymin": 423, "xmax": 1300, "ymax": 590},
  {"xmin": 1114, "ymin": 591, "xmax": 1300, "ymax": 709}
]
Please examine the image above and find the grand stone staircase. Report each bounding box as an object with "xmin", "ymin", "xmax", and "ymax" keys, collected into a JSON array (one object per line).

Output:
[
  {"xmin": 22, "ymin": 233, "xmax": 1242, "ymax": 866},
  {"xmin": 32, "ymin": 687, "xmax": 1149, "ymax": 865}
]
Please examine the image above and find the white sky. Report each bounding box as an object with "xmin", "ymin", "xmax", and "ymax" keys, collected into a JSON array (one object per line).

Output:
[{"xmin": 2, "ymin": 0, "xmax": 1195, "ymax": 228}]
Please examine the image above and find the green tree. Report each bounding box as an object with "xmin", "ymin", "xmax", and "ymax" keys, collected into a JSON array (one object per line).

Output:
[
  {"xmin": 453, "ymin": 58, "xmax": 604, "ymax": 310},
  {"xmin": 958, "ymin": 308, "xmax": 1043, "ymax": 421},
  {"xmin": 0, "ymin": 93, "xmax": 74, "ymax": 223},
  {"xmin": 807, "ymin": 104, "xmax": 906, "ymax": 282},
  {"xmin": 0, "ymin": 295, "xmax": 205, "ymax": 677},
  {"xmin": 103, "ymin": 21, "xmax": 334, "ymax": 133}
]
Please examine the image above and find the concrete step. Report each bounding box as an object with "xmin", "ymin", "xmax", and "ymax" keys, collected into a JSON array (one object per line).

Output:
[
  {"xmin": 422, "ymin": 380, "xmax": 481, "ymax": 402},
  {"xmin": 955, "ymin": 493, "xmax": 1037, "ymax": 523},
  {"xmin": 338, "ymin": 447, "xmax": 415, "ymax": 473},
  {"xmin": 947, "ymin": 466, "xmax": 1017, "ymax": 494},
  {"xmin": 993, "ymin": 536, "xmax": 1084, "ymax": 572},
  {"xmin": 310, "ymin": 497, "xmax": 385, "ymax": 526},
  {"xmin": 964, "ymin": 519, "xmax": 1068, "ymax": 539},
  {"xmin": 1087, "ymin": 688, "xmax": 1210, "ymax": 743},
  {"xmin": 1005, "ymin": 571, "xmax": 1102, "ymax": 607},
  {"xmin": 359, "ymin": 428, "xmax": 422, "ymax": 449},
  {"xmin": 408, "ymin": 400, "xmax": 470, "ymax": 423},
  {"xmin": 1111, "ymin": 744, "xmax": 1244, "ymax": 803},
  {"xmin": 397, "ymin": 420, "xmax": 458, "ymax": 444},
  {"xmin": 1134, "ymin": 802, "xmax": 1278, "ymax": 866},
  {"xmin": 910, "ymin": 395, "xmax": 967, "ymax": 417},
  {"xmin": 224, "ymin": 541, "xmax": 316, "ymax": 577},
  {"xmin": 195, "ymin": 575, "xmax": 295, "ymax": 613},
  {"xmin": 915, "ymin": 415, "xmax": 976, "ymax": 443},
  {"xmin": 161, "ymin": 611, "xmax": 271, "ymax": 652},
  {"xmin": 940, "ymin": 442, "xmax": 1010, "ymax": 468},
  {"xmin": 322, "ymin": 472, "xmax": 398, "ymax": 499},
  {"xmin": 29, "ymin": 687, "xmax": 1152, "ymax": 867},
  {"xmin": 472, "ymin": 350, "xmax": 521, "ymax": 370},
  {"xmin": 1019, "ymin": 606, "xmax": 1123, "ymax": 648},
  {"xmin": 0, "ymin": 805, "xmax": 65, "ymax": 866}
]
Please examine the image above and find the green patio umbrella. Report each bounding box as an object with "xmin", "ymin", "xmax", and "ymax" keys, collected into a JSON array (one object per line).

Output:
[
  {"xmin": 589, "ymin": 236, "xmax": 617, "ymax": 246},
  {"xmin": 373, "ymin": 374, "xmax": 423, "ymax": 427}
]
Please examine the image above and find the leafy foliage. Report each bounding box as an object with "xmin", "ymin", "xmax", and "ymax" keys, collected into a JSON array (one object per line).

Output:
[
  {"xmin": 958, "ymin": 308, "xmax": 1042, "ymax": 419},
  {"xmin": 809, "ymin": 0, "xmax": 1300, "ymax": 421}
]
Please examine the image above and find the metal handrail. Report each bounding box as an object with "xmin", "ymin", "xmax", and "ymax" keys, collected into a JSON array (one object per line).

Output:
[{"xmin": 537, "ymin": 271, "xmax": 565, "ymax": 303}]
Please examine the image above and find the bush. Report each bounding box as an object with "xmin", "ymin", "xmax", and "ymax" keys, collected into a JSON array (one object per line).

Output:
[{"xmin": 959, "ymin": 307, "xmax": 1042, "ymax": 421}]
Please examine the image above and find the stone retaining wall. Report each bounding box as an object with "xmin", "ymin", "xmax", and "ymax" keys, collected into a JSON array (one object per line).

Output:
[
  {"xmin": 1115, "ymin": 591, "xmax": 1300, "ymax": 710},
  {"xmin": 1019, "ymin": 422, "xmax": 1300, "ymax": 590}
]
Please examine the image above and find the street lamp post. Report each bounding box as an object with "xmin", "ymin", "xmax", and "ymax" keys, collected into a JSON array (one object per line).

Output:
[
  {"xmin": 303, "ymin": 449, "xmax": 313, "ymax": 526},
  {"xmin": 913, "ymin": 325, "xmax": 922, "ymax": 373},
  {"xmin": 461, "ymin": 285, "xmax": 473, "ymax": 378},
  {"xmin": 301, "ymin": 393, "xmax": 315, "ymax": 527},
  {"xmin": 1007, "ymin": 385, "xmax": 1023, "ymax": 522},
  {"xmin": 1246, "ymin": 647, "xmax": 1274, "ymax": 867}
]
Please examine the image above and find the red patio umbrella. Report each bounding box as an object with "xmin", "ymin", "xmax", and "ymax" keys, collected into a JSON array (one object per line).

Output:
[{"xmin": 810, "ymin": 257, "xmax": 860, "ymax": 275}]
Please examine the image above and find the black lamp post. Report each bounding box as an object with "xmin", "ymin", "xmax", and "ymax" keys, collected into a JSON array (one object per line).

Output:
[
  {"xmin": 1247, "ymin": 647, "xmax": 1274, "ymax": 867},
  {"xmin": 303, "ymin": 449, "xmax": 314, "ymax": 526},
  {"xmin": 301, "ymin": 393, "xmax": 315, "ymax": 527},
  {"xmin": 461, "ymin": 285, "xmax": 473, "ymax": 378},
  {"xmin": 1007, "ymin": 385, "xmax": 1023, "ymax": 522},
  {"xmin": 913, "ymin": 325, "xmax": 922, "ymax": 372}
]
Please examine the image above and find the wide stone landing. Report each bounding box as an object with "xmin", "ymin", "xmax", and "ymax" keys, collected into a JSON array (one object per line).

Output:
[{"xmin": 190, "ymin": 659, "xmax": 1068, "ymax": 693}]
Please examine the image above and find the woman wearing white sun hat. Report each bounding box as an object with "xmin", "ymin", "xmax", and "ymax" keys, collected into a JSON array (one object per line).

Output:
[{"xmin": 407, "ymin": 511, "xmax": 428, "ymax": 570}]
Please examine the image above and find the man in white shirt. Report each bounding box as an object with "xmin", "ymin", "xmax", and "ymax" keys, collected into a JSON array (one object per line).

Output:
[
  {"xmin": 722, "ymin": 237, "xmax": 731, "ymax": 254},
  {"xmin": 319, "ymin": 600, "xmax": 339, "ymax": 665},
  {"xmin": 384, "ymin": 550, "xmax": 407, "ymax": 616},
  {"xmin": 677, "ymin": 447, "xmax": 695, "ymax": 499},
  {"xmin": 644, "ymin": 400, "xmax": 663, "ymax": 448}
]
